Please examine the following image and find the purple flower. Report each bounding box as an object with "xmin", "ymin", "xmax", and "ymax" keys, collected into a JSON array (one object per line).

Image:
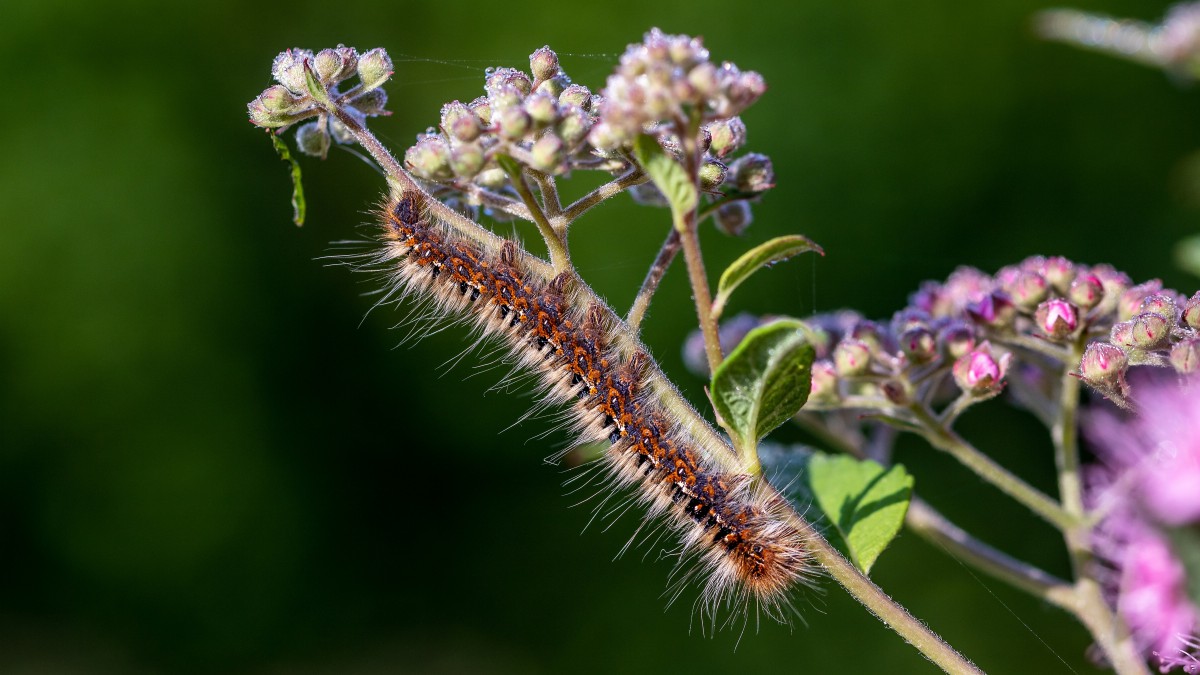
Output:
[{"xmin": 1086, "ymin": 374, "xmax": 1200, "ymax": 670}]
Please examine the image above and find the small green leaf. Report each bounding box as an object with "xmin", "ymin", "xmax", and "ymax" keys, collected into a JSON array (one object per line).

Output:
[
  {"xmin": 633, "ymin": 134, "xmax": 697, "ymax": 225},
  {"xmin": 710, "ymin": 319, "xmax": 814, "ymax": 470},
  {"xmin": 302, "ymin": 59, "xmax": 331, "ymax": 107},
  {"xmin": 808, "ymin": 453, "xmax": 914, "ymax": 575},
  {"xmin": 270, "ymin": 133, "xmax": 306, "ymax": 226},
  {"xmin": 712, "ymin": 235, "xmax": 823, "ymax": 319}
]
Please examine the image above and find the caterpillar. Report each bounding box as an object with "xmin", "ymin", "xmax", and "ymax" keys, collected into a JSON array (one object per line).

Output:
[{"xmin": 372, "ymin": 186, "xmax": 815, "ymax": 625}]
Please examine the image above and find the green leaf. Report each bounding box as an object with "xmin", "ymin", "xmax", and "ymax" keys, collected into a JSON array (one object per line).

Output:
[
  {"xmin": 712, "ymin": 235, "xmax": 823, "ymax": 319},
  {"xmin": 710, "ymin": 319, "xmax": 814, "ymax": 469},
  {"xmin": 808, "ymin": 453, "xmax": 914, "ymax": 575},
  {"xmin": 270, "ymin": 133, "xmax": 306, "ymax": 226},
  {"xmin": 632, "ymin": 134, "xmax": 697, "ymax": 225}
]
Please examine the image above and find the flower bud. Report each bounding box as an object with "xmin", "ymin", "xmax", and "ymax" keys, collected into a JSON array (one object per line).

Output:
[
  {"xmin": 357, "ymin": 48, "xmax": 393, "ymax": 93},
  {"xmin": 524, "ymin": 92, "xmax": 560, "ymax": 127},
  {"xmin": 313, "ymin": 48, "xmax": 345, "ymax": 83},
  {"xmin": 536, "ymin": 75, "xmax": 569, "ymax": 98},
  {"xmin": 687, "ymin": 61, "xmax": 719, "ymax": 98},
  {"xmin": 810, "ymin": 360, "xmax": 840, "ymax": 403},
  {"xmin": 468, "ymin": 96, "xmax": 492, "ymax": 126},
  {"xmin": 350, "ymin": 87, "xmax": 388, "ymax": 115},
  {"xmin": 1118, "ymin": 280, "xmax": 1163, "ymax": 321},
  {"xmin": 272, "ymin": 48, "xmax": 314, "ymax": 95},
  {"xmin": 486, "ymin": 67, "xmax": 532, "ymax": 98},
  {"xmin": 1034, "ymin": 299, "xmax": 1079, "ymax": 340},
  {"xmin": 559, "ymin": 84, "xmax": 593, "ymax": 110},
  {"xmin": 1010, "ymin": 271, "xmax": 1049, "ymax": 310},
  {"xmin": 295, "ymin": 120, "xmax": 331, "ymax": 158},
  {"xmin": 937, "ymin": 320, "xmax": 976, "ymax": 359},
  {"xmin": 496, "ymin": 106, "xmax": 531, "ymax": 141},
  {"xmin": 729, "ymin": 153, "xmax": 774, "ymax": 193},
  {"xmin": 1131, "ymin": 312, "xmax": 1170, "ymax": 349},
  {"xmin": 1138, "ymin": 293, "xmax": 1178, "ymax": 323},
  {"xmin": 1079, "ymin": 342, "xmax": 1128, "ymax": 388},
  {"xmin": 1185, "ymin": 291, "xmax": 1200, "ymax": 329},
  {"xmin": 849, "ymin": 321, "xmax": 887, "ymax": 354},
  {"xmin": 1110, "ymin": 320, "xmax": 1137, "ymax": 349},
  {"xmin": 588, "ymin": 121, "xmax": 629, "ymax": 152},
  {"xmin": 530, "ymin": 134, "xmax": 564, "ymax": 173},
  {"xmin": 1090, "ymin": 264, "xmax": 1131, "ymax": 315},
  {"xmin": 556, "ymin": 106, "xmax": 590, "ymax": 148},
  {"xmin": 723, "ymin": 68, "xmax": 767, "ymax": 115},
  {"xmin": 1068, "ymin": 274, "xmax": 1104, "ymax": 310},
  {"xmin": 699, "ymin": 157, "xmax": 728, "ymax": 191},
  {"xmin": 967, "ymin": 292, "xmax": 1016, "ymax": 329},
  {"xmin": 953, "ymin": 343, "xmax": 1009, "ymax": 395},
  {"xmin": 440, "ymin": 101, "xmax": 478, "ymax": 141},
  {"xmin": 404, "ymin": 135, "xmax": 453, "ymax": 181},
  {"xmin": 529, "ymin": 46, "xmax": 560, "ymax": 83},
  {"xmin": 899, "ymin": 326, "xmax": 937, "ymax": 364},
  {"xmin": 450, "ymin": 142, "xmax": 484, "ymax": 178},
  {"xmin": 1171, "ymin": 338, "xmax": 1200, "ymax": 374},
  {"xmin": 259, "ymin": 84, "xmax": 304, "ymax": 114},
  {"xmin": 331, "ymin": 45, "xmax": 359, "ymax": 82},
  {"xmin": 714, "ymin": 201, "xmax": 752, "ymax": 236},
  {"xmin": 1042, "ymin": 256, "xmax": 1076, "ymax": 294},
  {"xmin": 475, "ymin": 168, "xmax": 508, "ymax": 189},
  {"xmin": 706, "ymin": 117, "xmax": 747, "ymax": 158},
  {"xmin": 834, "ymin": 339, "xmax": 872, "ymax": 377}
]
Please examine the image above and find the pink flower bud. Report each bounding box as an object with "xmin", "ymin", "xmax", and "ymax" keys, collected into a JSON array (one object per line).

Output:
[
  {"xmin": 729, "ymin": 153, "xmax": 774, "ymax": 193},
  {"xmin": 1131, "ymin": 312, "xmax": 1170, "ymax": 349},
  {"xmin": 967, "ymin": 291, "xmax": 1016, "ymax": 329},
  {"xmin": 1079, "ymin": 342, "xmax": 1128, "ymax": 387},
  {"xmin": 1185, "ymin": 291, "xmax": 1200, "ymax": 329},
  {"xmin": 1042, "ymin": 256, "xmax": 1077, "ymax": 294},
  {"xmin": 1034, "ymin": 299, "xmax": 1079, "ymax": 340},
  {"xmin": 937, "ymin": 320, "xmax": 976, "ymax": 359},
  {"xmin": 1171, "ymin": 338, "xmax": 1200, "ymax": 374},
  {"xmin": 1119, "ymin": 280, "xmax": 1163, "ymax": 321},
  {"xmin": 952, "ymin": 343, "xmax": 1009, "ymax": 395},
  {"xmin": 559, "ymin": 84, "xmax": 593, "ymax": 110},
  {"xmin": 810, "ymin": 360, "xmax": 839, "ymax": 403},
  {"xmin": 1068, "ymin": 273, "xmax": 1104, "ymax": 310},
  {"xmin": 1138, "ymin": 293, "xmax": 1178, "ymax": 322},
  {"xmin": 833, "ymin": 339, "xmax": 872, "ymax": 377},
  {"xmin": 1110, "ymin": 321, "xmax": 1137, "ymax": 349},
  {"xmin": 1010, "ymin": 271, "xmax": 1049, "ymax": 310},
  {"xmin": 899, "ymin": 326, "xmax": 937, "ymax": 364}
]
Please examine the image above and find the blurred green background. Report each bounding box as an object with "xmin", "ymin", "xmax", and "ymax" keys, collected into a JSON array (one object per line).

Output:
[{"xmin": 3, "ymin": 0, "xmax": 1198, "ymax": 672}]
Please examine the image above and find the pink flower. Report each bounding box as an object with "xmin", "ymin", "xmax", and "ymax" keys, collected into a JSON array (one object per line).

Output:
[{"xmin": 1086, "ymin": 374, "xmax": 1200, "ymax": 671}]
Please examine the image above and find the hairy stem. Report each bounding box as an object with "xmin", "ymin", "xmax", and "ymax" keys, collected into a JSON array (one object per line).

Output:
[
  {"xmin": 458, "ymin": 183, "xmax": 534, "ymax": 221},
  {"xmin": 499, "ymin": 156, "xmax": 571, "ymax": 272},
  {"xmin": 627, "ymin": 229, "xmax": 682, "ymax": 332},
  {"xmin": 908, "ymin": 404, "xmax": 1078, "ymax": 531},
  {"xmin": 793, "ymin": 513, "xmax": 984, "ymax": 675},
  {"xmin": 560, "ymin": 167, "xmax": 648, "ymax": 224},
  {"xmin": 1054, "ymin": 339, "xmax": 1148, "ymax": 675},
  {"xmin": 530, "ymin": 170, "xmax": 563, "ymax": 221}
]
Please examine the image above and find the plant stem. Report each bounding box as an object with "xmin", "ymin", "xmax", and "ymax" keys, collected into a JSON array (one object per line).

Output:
[
  {"xmin": 627, "ymin": 229, "xmax": 681, "ymax": 332},
  {"xmin": 797, "ymin": 414, "xmax": 1074, "ymax": 608},
  {"xmin": 789, "ymin": 512, "xmax": 984, "ymax": 674},
  {"xmin": 908, "ymin": 404, "xmax": 1078, "ymax": 531},
  {"xmin": 1053, "ymin": 339, "xmax": 1149, "ymax": 675},
  {"xmin": 906, "ymin": 498, "xmax": 1076, "ymax": 608},
  {"xmin": 530, "ymin": 170, "xmax": 562, "ymax": 221},
  {"xmin": 499, "ymin": 156, "xmax": 571, "ymax": 272},
  {"xmin": 561, "ymin": 168, "xmax": 647, "ymax": 223},
  {"xmin": 458, "ymin": 183, "xmax": 534, "ymax": 221}
]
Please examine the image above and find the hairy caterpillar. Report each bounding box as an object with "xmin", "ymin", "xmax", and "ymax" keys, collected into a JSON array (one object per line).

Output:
[{"xmin": 371, "ymin": 187, "xmax": 815, "ymax": 623}]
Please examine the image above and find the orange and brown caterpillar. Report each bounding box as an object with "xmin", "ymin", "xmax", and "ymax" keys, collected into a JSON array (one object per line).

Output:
[{"xmin": 376, "ymin": 188, "xmax": 814, "ymax": 623}]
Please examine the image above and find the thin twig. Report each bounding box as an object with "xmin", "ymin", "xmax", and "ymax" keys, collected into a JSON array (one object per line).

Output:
[
  {"xmin": 458, "ymin": 183, "xmax": 534, "ymax": 221},
  {"xmin": 626, "ymin": 229, "xmax": 681, "ymax": 331},
  {"xmin": 530, "ymin": 170, "xmax": 563, "ymax": 221},
  {"xmin": 561, "ymin": 168, "xmax": 648, "ymax": 223},
  {"xmin": 499, "ymin": 156, "xmax": 571, "ymax": 272}
]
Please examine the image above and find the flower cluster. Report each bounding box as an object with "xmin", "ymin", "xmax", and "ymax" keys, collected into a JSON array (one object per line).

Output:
[
  {"xmin": 1086, "ymin": 374, "xmax": 1200, "ymax": 672},
  {"xmin": 589, "ymin": 28, "xmax": 766, "ymax": 151},
  {"xmin": 248, "ymin": 46, "xmax": 393, "ymax": 158},
  {"xmin": 686, "ymin": 256, "xmax": 1199, "ymax": 415},
  {"xmin": 400, "ymin": 31, "xmax": 774, "ymax": 233}
]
